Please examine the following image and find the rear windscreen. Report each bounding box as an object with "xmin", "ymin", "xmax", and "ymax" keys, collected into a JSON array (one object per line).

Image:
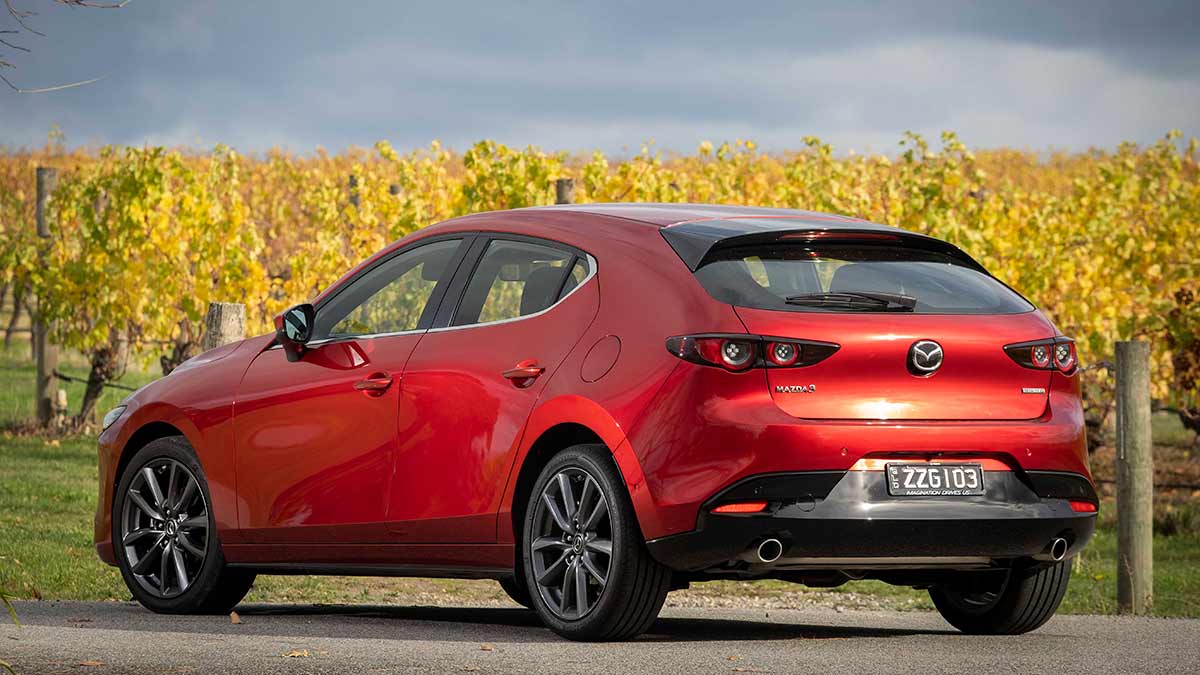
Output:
[{"xmin": 693, "ymin": 244, "xmax": 1033, "ymax": 314}]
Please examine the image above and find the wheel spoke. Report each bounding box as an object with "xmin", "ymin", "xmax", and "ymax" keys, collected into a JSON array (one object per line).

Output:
[
  {"xmin": 536, "ymin": 551, "xmax": 569, "ymax": 586},
  {"xmin": 582, "ymin": 496, "xmax": 608, "ymax": 532},
  {"xmin": 560, "ymin": 560, "xmax": 575, "ymax": 615},
  {"xmin": 585, "ymin": 538, "xmax": 612, "ymax": 556},
  {"xmin": 556, "ymin": 473, "xmax": 577, "ymax": 520},
  {"xmin": 130, "ymin": 539, "xmax": 164, "ymax": 575},
  {"xmin": 532, "ymin": 536, "xmax": 570, "ymax": 552},
  {"xmin": 580, "ymin": 552, "xmax": 608, "ymax": 587},
  {"xmin": 177, "ymin": 533, "xmax": 205, "ymax": 558},
  {"xmin": 165, "ymin": 463, "xmax": 179, "ymax": 511},
  {"xmin": 541, "ymin": 492, "xmax": 571, "ymax": 533},
  {"xmin": 128, "ymin": 490, "xmax": 164, "ymax": 521},
  {"xmin": 573, "ymin": 563, "xmax": 588, "ymax": 616},
  {"xmin": 180, "ymin": 513, "xmax": 207, "ymax": 531},
  {"xmin": 122, "ymin": 527, "xmax": 162, "ymax": 546},
  {"xmin": 159, "ymin": 541, "xmax": 172, "ymax": 593},
  {"xmin": 141, "ymin": 466, "xmax": 166, "ymax": 508},
  {"xmin": 577, "ymin": 477, "xmax": 597, "ymax": 524},
  {"xmin": 174, "ymin": 477, "xmax": 197, "ymax": 513},
  {"xmin": 171, "ymin": 545, "xmax": 190, "ymax": 592}
]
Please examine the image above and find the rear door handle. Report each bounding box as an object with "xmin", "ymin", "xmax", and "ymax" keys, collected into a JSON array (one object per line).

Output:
[
  {"xmin": 502, "ymin": 361, "xmax": 545, "ymax": 388},
  {"xmin": 354, "ymin": 372, "xmax": 394, "ymax": 396}
]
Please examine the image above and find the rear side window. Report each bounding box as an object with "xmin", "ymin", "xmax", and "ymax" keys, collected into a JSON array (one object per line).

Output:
[
  {"xmin": 693, "ymin": 244, "xmax": 1033, "ymax": 314},
  {"xmin": 452, "ymin": 240, "xmax": 578, "ymax": 326}
]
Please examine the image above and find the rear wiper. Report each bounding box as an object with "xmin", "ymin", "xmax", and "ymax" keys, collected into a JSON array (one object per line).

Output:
[{"xmin": 784, "ymin": 291, "xmax": 917, "ymax": 312}]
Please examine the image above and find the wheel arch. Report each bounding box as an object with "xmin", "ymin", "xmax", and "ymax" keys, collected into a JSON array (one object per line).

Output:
[
  {"xmin": 115, "ymin": 420, "xmax": 189, "ymax": 490},
  {"xmin": 501, "ymin": 395, "xmax": 652, "ymax": 546}
]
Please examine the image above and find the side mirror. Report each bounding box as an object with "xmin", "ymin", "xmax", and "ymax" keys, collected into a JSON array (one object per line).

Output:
[{"xmin": 274, "ymin": 303, "xmax": 315, "ymax": 362}]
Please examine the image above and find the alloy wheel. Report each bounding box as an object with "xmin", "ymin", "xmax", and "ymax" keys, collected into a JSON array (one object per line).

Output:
[
  {"xmin": 530, "ymin": 467, "xmax": 613, "ymax": 620},
  {"xmin": 119, "ymin": 458, "xmax": 209, "ymax": 598}
]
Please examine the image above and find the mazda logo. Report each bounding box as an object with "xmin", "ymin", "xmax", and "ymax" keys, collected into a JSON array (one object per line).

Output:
[{"xmin": 908, "ymin": 340, "xmax": 943, "ymax": 375}]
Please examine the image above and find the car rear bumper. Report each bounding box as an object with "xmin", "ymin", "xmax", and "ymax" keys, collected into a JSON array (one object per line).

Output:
[{"xmin": 645, "ymin": 469, "xmax": 1098, "ymax": 572}]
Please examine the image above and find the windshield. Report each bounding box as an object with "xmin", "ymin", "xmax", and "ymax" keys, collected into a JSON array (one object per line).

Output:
[{"xmin": 693, "ymin": 244, "xmax": 1033, "ymax": 315}]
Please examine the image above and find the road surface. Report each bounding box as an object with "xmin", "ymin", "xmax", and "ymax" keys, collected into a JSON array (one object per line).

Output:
[{"xmin": 2, "ymin": 601, "xmax": 1197, "ymax": 674}]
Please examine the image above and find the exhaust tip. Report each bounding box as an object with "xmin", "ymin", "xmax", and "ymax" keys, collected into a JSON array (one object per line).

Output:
[
  {"xmin": 1050, "ymin": 537, "xmax": 1068, "ymax": 562},
  {"xmin": 757, "ymin": 538, "xmax": 783, "ymax": 563}
]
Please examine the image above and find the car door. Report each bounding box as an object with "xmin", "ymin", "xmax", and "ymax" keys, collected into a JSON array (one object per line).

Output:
[
  {"xmin": 234, "ymin": 237, "xmax": 468, "ymax": 544},
  {"xmin": 388, "ymin": 235, "xmax": 599, "ymax": 542}
]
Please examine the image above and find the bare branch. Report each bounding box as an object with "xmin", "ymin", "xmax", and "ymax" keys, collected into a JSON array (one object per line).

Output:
[
  {"xmin": 2, "ymin": 0, "xmax": 131, "ymax": 93},
  {"xmin": 5, "ymin": 0, "xmax": 45, "ymax": 37},
  {"xmin": 0, "ymin": 70, "xmax": 102, "ymax": 92},
  {"xmin": 55, "ymin": 0, "xmax": 132, "ymax": 7}
]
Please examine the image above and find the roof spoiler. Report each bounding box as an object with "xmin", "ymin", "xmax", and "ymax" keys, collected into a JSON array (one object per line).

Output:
[{"xmin": 660, "ymin": 219, "xmax": 984, "ymax": 272}]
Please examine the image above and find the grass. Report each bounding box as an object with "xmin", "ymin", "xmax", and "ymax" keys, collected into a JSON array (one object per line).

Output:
[{"xmin": 0, "ymin": 328, "xmax": 1197, "ymax": 616}]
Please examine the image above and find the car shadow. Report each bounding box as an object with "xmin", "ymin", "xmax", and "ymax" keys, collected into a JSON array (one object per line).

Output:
[
  {"xmin": 16, "ymin": 602, "xmax": 954, "ymax": 644},
  {"xmin": 232, "ymin": 603, "xmax": 954, "ymax": 642}
]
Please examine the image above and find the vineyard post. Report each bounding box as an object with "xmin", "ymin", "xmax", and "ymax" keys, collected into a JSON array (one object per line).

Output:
[
  {"xmin": 1115, "ymin": 340, "xmax": 1153, "ymax": 615},
  {"xmin": 555, "ymin": 178, "xmax": 575, "ymax": 204},
  {"xmin": 201, "ymin": 302, "xmax": 246, "ymax": 352},
  {"xmin": 34, "ymin": 167, "xmax": 59, "ymax": 427},
  {"xmin": 348, "ymin": 174, "xmax": 360, "ymax": 208}
]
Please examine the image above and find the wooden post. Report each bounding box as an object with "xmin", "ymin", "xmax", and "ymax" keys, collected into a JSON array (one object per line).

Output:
[
  {"xmin": 1115, "ymin": 340, "xmax": 1153, "ymax": 615},
  {"xmin": 555, "ymin": 178, "xmax": 575, "ymax": 205},
  {"xmin": 34, "ymin": 167, "xmax": 58, "ymax": 427},
  {"xmin": 201, "ymin": 302, "xmax": 246, "ymax": 352},
  {"xmin": 348, "ymin": 174, "xmax": 360, "ymax": 208}
]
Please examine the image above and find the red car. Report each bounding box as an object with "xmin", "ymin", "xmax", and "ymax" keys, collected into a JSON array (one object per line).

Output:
[{"xmin": 95, "ymin": 204, "xmax": 1096, "ymax": 640}]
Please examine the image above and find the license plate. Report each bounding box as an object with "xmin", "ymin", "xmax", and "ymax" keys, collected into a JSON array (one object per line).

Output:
[{"xmin": 886, "ymin": 463, "xmax": 985, "ymax": 497}]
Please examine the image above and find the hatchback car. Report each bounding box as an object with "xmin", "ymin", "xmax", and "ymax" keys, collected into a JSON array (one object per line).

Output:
[{"xmin": 96, "ymin": 204, "xmax": 1096, "ymax": 640}]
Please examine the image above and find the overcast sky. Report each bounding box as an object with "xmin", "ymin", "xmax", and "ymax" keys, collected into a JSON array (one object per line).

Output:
[{"xmin": 1, "ymin": 1, "xmax": 1197, "ymax": 155}]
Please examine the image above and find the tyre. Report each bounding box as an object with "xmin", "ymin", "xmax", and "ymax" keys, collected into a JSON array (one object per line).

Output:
[
  {"xmin": 113, "ymin": 436, "xmax": 256, "ymax": 614},
  {"xmin": 497, "ymin": 575, "xmax": 533, "ymax": 609},
  {"xmin": 929, "ymin": 560, "xmax": 1071, "ymax": 634},
  {"xmin": 521, "ymin": 444, "xmax": 671, "ymax": 641}
]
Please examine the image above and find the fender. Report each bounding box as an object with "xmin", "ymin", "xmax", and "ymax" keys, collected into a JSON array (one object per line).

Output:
[{"xmin": 496, "ymin": 394, "xmax": 652, "ymax": 544}]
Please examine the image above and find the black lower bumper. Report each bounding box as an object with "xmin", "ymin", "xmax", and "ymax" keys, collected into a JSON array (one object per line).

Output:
[{"xmin": 646, "ymin": 470, "xmax": 1098, "ymax": 572}]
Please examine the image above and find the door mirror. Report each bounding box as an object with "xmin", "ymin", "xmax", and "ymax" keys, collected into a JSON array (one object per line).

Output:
[{"xmin": 274, "ymin": 303, "xmax": 315, "ymax": 362}]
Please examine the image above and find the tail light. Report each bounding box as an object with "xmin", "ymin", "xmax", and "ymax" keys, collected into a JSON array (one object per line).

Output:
[
  {"xmin": 666, "ymin": 334, "xmax": 839, "ymax": 372},
  {"xmin": 1004, "ymin": 337, "xmax": 1078, "ymax": 374}
]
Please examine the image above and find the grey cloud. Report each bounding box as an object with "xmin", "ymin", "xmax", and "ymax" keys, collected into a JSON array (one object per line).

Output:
[{"xmin": 0, "ymin": 1, "xmax": 1196, "ymax": 154}]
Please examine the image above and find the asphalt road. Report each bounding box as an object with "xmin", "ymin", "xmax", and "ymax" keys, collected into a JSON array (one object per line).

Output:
[{"xmin": 3, "ymin": 601, "xmax": 1198, "ymax": 674}]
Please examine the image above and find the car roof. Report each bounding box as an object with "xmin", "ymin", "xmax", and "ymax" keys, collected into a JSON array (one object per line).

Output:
[{"xmin": 513, "ymin": 202, "xmax": 879, "ymax": 228}]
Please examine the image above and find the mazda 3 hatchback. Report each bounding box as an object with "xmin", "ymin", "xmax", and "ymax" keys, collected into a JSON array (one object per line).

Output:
[{"xmin": 96, "ymin": 204, "xmax": 1096, "ymax": 640}]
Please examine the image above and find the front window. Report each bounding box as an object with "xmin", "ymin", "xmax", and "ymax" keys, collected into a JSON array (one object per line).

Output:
[
  {"xmin": 313, "ymin": 238, "xmax": 462, "ymax": 339},
  {"xmin": 693, "ymin": 244, "xmax": 1032, "ymax": 314}
]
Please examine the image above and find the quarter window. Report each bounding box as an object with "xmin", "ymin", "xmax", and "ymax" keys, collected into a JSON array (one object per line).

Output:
[
  {"xmin": 313, "ymin": 239, "xmax": 461, "ymax": 339},
  {"xmin": 452, "ymin": 240, "xmax": 577, "ymax": 326}
]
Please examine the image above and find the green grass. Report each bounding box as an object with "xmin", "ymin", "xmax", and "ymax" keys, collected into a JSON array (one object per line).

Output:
[{"xmin": 0, "ymin": 332, "xmax": 1197, "ymax": 616}]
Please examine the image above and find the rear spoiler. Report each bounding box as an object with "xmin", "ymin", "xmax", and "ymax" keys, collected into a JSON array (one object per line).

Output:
[{"xmin": 660, "ymin": 219, "xmax": 985, "ymax": 272}]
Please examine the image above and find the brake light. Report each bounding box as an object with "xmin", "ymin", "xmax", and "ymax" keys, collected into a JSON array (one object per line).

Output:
[
  {"xmin": 1069, "ymin": 500, "xmax": 1097, "ymax": 513},
  {"xmin": 712, "ymin": 501, "xmax": 768, "ymax": 514},
  {"xmin": 666, "ymin": 334, "xmax": 839, "ymax": 371},
  {"xmin": 1003, "ymin": 337, "xmax": 1078, "ymax": 375}
]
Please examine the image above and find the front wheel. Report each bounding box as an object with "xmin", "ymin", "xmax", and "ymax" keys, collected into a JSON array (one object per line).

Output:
[
  {"xmin": 521, "ymin": 444, "xmax": 671, "ymax": 641},
  {"xmin": 113, "ymin": 437, "xmax": 255, "ymax": 614},
  {"xmin": 930, "ymin": 560, "xmax": 1071, "ymax": 634}
]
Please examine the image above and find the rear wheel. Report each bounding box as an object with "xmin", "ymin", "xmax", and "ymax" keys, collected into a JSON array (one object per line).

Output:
[
  {"xmin": 930, "ymin": 561, "xmax": 1071, "ymax": 634},
  {"xmin": 113, "ymin": 437, "xmax": 255, "ymax": 614},
  {"xmin": 521, "ymin": 444, "xmax": 671, "ymax": 641}
]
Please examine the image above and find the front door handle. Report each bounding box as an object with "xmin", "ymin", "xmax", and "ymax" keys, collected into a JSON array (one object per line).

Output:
[
  {"xmin": 502, "ymin": 361, "xmax": 545, "ymax": 388},
  {"xmin": 354, "ymin": 372, "xmax": 394, "ymax": 396}
]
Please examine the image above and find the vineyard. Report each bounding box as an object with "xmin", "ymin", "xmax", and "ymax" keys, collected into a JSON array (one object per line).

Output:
[{"xmin": 0, "ymin": 131, "xmax": 1197, "ymax": 432}]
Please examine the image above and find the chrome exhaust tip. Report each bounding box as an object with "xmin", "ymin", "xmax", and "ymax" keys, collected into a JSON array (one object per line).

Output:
[
  {"xmin": 756, "ymin": 538, "xmax": 783, "ymax": 563},
  {"xmin": 1049, "ymin": 537, "xmax": 1068, "ymax": 562},
  {"xmin": 1035, "ymin": 537, "xmax": 1070, "ymax": 562}
]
